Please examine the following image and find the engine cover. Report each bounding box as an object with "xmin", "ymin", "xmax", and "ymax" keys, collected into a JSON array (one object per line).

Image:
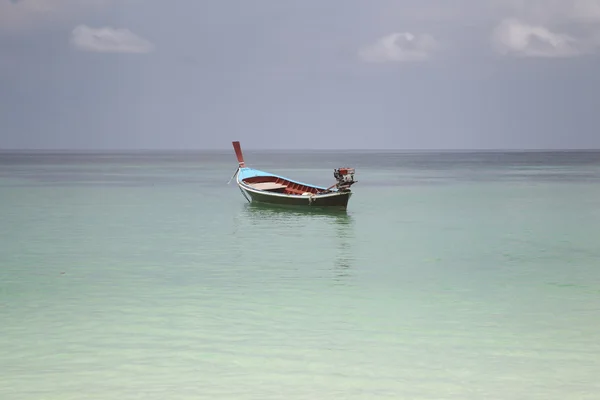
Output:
[{"xmin": 333, "ymin": 167, "xmax": 356, "ymax": 191}]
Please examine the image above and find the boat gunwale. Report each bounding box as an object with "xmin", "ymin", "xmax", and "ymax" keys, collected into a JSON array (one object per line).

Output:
[
  {"xmin": 236, "ymin": 169, "xmax": 348, "ymax": 199},
  {"xmin": 237, "ymin": 167, "xmax": 328, "ymax": 190}
]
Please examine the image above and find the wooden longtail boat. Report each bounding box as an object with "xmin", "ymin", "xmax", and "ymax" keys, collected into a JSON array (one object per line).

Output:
[{"xmin": 230, "ymin": 141, "xmax": 357, "ymax": 209}]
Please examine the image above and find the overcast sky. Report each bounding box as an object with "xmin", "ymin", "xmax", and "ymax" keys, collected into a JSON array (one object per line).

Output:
[{"xmin": 1, "ymin": 0, "xmax": 599, "ymax": 150}]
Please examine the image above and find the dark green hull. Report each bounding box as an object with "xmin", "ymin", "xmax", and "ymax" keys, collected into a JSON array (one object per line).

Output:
[{"xmin": 240, "ymin": 185, "xmax": 352, "ymax": 209}]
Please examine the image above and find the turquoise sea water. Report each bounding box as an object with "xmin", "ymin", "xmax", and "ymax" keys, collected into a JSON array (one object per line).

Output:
[{"xmin": 1, "ymin": 150, "xmax": 600, "ymax": 399}]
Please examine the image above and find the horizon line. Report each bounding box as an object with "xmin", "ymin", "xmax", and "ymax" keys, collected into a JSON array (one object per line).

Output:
[{"xmin": 1, "ymin": 147, "xmax": 600, "ymax": 153}]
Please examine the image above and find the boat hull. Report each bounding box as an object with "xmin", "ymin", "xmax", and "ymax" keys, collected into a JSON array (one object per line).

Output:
[{"xmin": 239, "ymin": 183, "xmax": 352, "ymax": 209}]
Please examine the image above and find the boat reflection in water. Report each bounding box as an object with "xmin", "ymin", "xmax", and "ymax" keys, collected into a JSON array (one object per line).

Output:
[{"xmin": 240, "ymin": 202, "xmax": 356, "ymax": 283}]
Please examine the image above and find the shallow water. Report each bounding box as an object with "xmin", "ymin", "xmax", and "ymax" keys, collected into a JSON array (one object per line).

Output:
[{"xmin": 1, "ymin": 151, "xmax": 600, "ymax": 399}]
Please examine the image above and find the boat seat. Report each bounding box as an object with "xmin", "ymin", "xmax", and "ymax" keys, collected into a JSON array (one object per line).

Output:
[{"xmin": 248, "ymin": 182, "xmax": 288, "ymax": 191}]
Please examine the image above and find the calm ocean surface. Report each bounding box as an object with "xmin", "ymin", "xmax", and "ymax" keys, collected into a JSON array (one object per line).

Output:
[{"xmin": 1, "ymin": 150, "xmax": 600, "ymax": 399}]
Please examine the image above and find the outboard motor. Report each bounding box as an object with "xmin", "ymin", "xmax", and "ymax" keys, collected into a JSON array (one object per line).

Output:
[{"xmin": 333, "ymin": 167, "xmax": 356, "ymax": 191}]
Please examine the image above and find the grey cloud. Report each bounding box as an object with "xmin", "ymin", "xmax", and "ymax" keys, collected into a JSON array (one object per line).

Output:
[
  {"xmin": 0, "ymin": 0, "xmax": 114, "ymax": 32},
  {"xmin": 1, "ymin": 0, "xmax": 600, "ymax": 150},
  {"xmin": 494, "ymin": 0, "xmax": 600, "ymax": 24}
]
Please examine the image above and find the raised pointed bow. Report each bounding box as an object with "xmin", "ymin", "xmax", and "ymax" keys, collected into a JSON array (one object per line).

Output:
[{"xmin": 232, "ymin": 141, "xmax": 246, "ymax": 168}]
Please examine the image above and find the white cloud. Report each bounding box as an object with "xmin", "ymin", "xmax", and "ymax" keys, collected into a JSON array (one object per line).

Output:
[
  {"xmin": 492, "ymin": 18, "xmax": 584, "ymax": 58},
  {"xmin": 358, "ymin": 32, "xmax": 437, "ymax": 63},
  {"xmin": 70, "ymin": 25, "xmax": 154, "ymax": 54},
  {"xmin": 489, "ymin": 1, "xmax": 600, "ymax": 58}
]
